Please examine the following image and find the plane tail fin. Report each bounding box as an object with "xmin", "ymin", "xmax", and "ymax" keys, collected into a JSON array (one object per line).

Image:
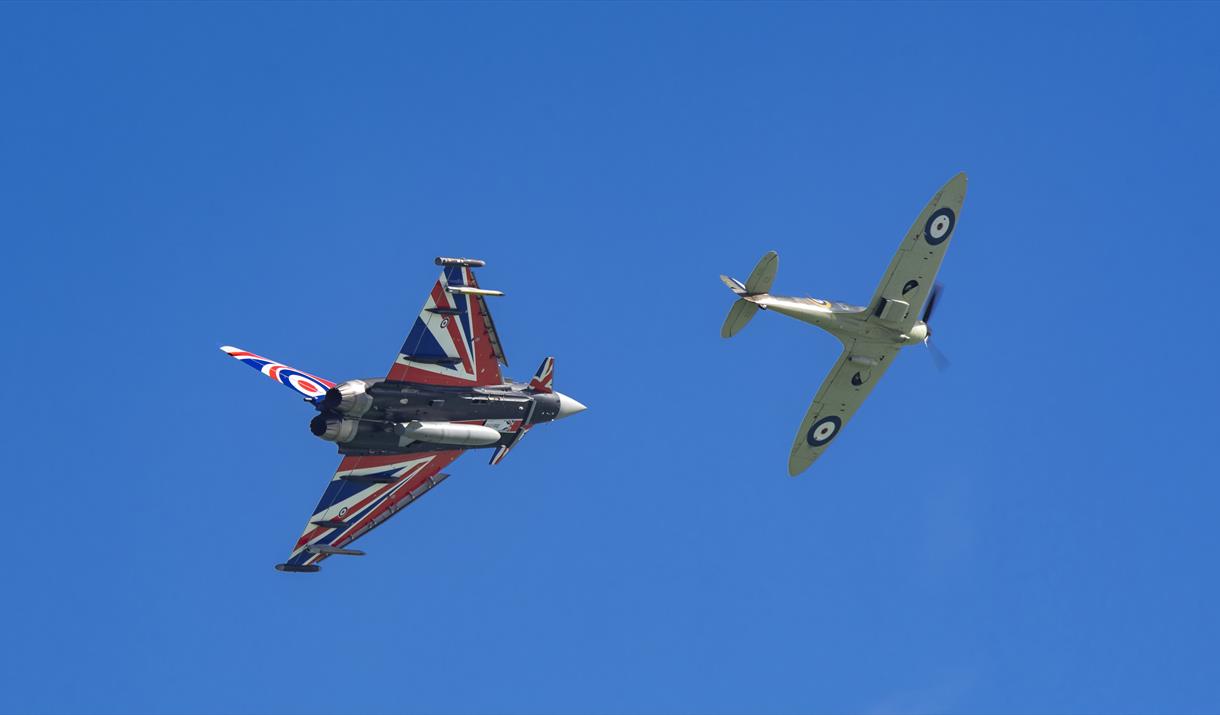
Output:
[
  {"xmin": 719, "ymin": 251, "xmax": 778, "ymax": 338},
  {"xmin": 528, "ymin": 356, "xmax": 555, "ymax": 393}
]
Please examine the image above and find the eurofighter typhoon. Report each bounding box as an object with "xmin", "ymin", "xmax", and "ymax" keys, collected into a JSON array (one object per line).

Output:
[{"xmin": 223, "ymin": 257, "xmax": 586, "ymax": 572}]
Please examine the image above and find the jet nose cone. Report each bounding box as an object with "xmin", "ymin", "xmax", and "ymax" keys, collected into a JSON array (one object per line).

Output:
[{"xmin": 554, "ymin": 392, "xmax": 587, "ymax": 420}]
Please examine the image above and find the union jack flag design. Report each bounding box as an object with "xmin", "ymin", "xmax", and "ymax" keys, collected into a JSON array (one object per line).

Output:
[
  {"xmin": 489, "ymin": 426, "xmax": 531, "ymax": 465},
  {"xmin": 388, "ymin": 266, "xmax": 506, "ymax": 386},
  {"xmin": 528, "ymin": 356, "xmax": 555, "ymax": 394},
  {"xmin": 220, "ymin": 346, "xmax": 335, "ymax": 402},
  {"xmin": 283, "ymin": 451, "xmax": 464, "ymax": 569},
  {"xmin": 221, "ymin": 258, "xmax": 586, "ymax": 572}
]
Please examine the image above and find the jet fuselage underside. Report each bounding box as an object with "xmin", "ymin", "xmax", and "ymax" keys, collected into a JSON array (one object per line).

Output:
[{"xmin": 311, "ymin": 378, "xmax": 564, "ymax": 456}]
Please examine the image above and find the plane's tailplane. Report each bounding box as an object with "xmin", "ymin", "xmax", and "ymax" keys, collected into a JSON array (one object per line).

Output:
[
  {"xmin": 719, "ymin": 251, "xmax": 778, "ymax": 338},
  {"xmin": 721, "ymin": 300, "xmax": 759, "ymax": 338}
]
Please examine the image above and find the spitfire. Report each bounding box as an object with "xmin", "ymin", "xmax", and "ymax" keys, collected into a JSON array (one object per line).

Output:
[
  {"xmin": 720, "ymin": 173, "xmax": 967, "ymax": 476},
  {"xmin": 223, "ymin": 257, "xmax": 586, "ymax": 572}
]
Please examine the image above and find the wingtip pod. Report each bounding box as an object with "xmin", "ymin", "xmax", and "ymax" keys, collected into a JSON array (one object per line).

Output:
[
  {"xmin": 435, "ymin": 256, "xmax": 486, "ymax": 267},
  {"xmin": 275, "ymin": 563, "xmax": 320, "ymax": 573}
]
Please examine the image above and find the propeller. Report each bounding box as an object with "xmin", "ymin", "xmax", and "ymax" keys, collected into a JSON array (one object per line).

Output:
[
  {"xmin": 921, "ymin": 282, "xmax": 950, "ymax": 371},
  {"xmin": 921, "ymin": 282, "xmax": 943, "ymax": 324},
  {"xmin": 925, "ymin": 336, "xmax": 951, "ymax": 371}
]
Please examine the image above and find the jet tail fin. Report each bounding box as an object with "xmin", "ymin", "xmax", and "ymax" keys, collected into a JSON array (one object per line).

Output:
[
  {"xmin": 719, "ymin": 251, "xmax": 778, "ymax": 338},
  {"xmin": 528, "ymin": 356, "xmax": 554, "ymax": 393}
]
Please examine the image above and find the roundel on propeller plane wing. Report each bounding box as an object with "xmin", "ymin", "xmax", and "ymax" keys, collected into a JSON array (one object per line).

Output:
[
  {"xmin": 924, "ymin": 207, "xmax": 956, "ymax": 246},
  {"xmin": 806, "ymin": 415, "xmax": 842, "ymax": 447}
]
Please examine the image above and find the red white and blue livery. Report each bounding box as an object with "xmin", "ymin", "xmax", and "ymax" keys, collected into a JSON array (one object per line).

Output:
[{"xmin": 222, "ymin": 257, "xmax": 586, "ymax": 572}]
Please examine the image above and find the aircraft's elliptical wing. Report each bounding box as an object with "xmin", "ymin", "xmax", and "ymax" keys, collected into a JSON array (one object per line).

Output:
[
  {"xmin": 388, "ymin": 258, "xmax": 508, "ymax": 387},
  {"xmin": 865, "ymin": 173, "xmax": 967, "ymax": 330},
  {"xmin": 276, "ymin": 450, "xmax": 464, "ymax": 572},
  {"xmin": 787, "ymin": 340, "xmax": 895, "ymax": 476}
]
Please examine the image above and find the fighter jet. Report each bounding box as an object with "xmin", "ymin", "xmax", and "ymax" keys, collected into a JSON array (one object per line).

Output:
[
  {"xmin": 720, "ymin": 173, "xmax": 966, "ymax": 476},
  {"xmin": 222, "ymin": 257, "xmax": 586, "ymax": 572}
]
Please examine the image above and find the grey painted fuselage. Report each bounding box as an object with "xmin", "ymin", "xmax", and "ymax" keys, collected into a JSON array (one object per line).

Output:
[{"xmin": 310, "ymin": 378, "xmax": 568, "ymax": 456}]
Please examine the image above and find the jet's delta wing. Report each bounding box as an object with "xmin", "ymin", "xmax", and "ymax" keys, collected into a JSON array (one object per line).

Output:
[
  {"xmin": 389, "ymin": 259, "xmax": 508, "ymax": 387},
  {"xmin": 276, "ymin": 451, "xmax": 462, "ymax": 572}
]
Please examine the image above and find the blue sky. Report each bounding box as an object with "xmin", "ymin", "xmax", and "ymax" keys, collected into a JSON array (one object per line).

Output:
[{"xmin": 3, "ymin": 2, "xmax": 1219, "ymax": 713}]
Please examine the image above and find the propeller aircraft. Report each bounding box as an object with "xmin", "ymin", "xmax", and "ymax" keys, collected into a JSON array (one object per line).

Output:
[
  {"xmin": 720, "ymin": 173, "xmax": 966, "ymax": 476},
  {"xmin": 222, "ymin": 257, "xmax": 586, "ymax": 572}
]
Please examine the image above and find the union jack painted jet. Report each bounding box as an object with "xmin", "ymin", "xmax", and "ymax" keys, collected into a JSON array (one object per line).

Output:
[
  {"xmin": 720, "ymin": 173, "xmax": 966, "ymax": 476},
  {"xmin": 222, "ymin": 257, "xmax": 586, "ymax": 572}
]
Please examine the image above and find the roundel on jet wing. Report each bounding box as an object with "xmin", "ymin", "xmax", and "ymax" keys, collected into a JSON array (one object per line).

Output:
[
  {"xmin": 806, "ymin": 415, "xmax": 842, "ymax": 447},
  {"xmin": 270, "ymin": 365, "xmax": 326, "ymax": 397},
  {"xmin": 924, "ymin": 207, "xmax": 956, "ymax": 246},
  {"xmin": 288, "ymin": 375, "xmax": 323, "ymax": 395}
]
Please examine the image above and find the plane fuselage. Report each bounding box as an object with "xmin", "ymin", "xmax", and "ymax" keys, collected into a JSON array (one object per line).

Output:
[
  {"xmin": 748, "ymin": 295, "xmax": 929, "ymax": 346},
  {"xmin": 310, "ymin": 378, "xmax": 577, "ymax": 456}
]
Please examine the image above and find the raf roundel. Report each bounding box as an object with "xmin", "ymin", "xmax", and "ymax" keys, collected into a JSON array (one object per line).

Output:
[
  {"xmin": 924, "ymin": 207, "xmax": 956, "ymax": 246},
  {"xmin": 278, "ymin": 368, "xmax": 325, "ymax": 397},
  {"xmin": 806, "ymin": 415, "xmax": 842, "ymax": 447},
  {"xmin": 290, "ymin": 376, "xmax": 321, "ymax": 395}
]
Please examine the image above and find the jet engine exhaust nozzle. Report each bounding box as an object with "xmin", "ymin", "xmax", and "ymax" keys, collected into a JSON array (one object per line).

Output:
[
  {"xmin": 322, "ymin": 380, "xmax": 373, "ymax": 418},
  {"xmin": 311, "ymin": 415, "xmax": 360, "ymax": 443}
]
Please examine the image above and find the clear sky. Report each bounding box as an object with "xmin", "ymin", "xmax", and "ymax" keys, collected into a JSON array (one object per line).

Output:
[{"xmin": 3, "ymin": 2, "xmax": 1219, "ymax": 713}]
